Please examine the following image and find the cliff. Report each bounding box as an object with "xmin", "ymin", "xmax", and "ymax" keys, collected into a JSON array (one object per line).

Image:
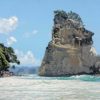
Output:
[{"xmin": 39, "ymin": 10, "xmax": 100, "ymax": 76}]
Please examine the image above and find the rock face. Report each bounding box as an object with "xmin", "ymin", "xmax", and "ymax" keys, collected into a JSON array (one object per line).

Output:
[{"xmin": 39, "ymin": 10, "xmax": 100, "ymax": 76}]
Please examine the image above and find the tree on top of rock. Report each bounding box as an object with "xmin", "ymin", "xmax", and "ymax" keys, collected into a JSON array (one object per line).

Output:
[
  {"xmin": 68, "ymin": 11, "xmax": 83, "ymax": 27},
  {"xmin": 54, "ymin": 10, "xmax": 68, "ymax": 24}
]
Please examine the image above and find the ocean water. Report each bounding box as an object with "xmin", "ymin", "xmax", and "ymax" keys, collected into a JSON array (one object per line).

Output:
[{"xmin": 0, "ymin": 74, "xmax": 100, "ymax": 100}]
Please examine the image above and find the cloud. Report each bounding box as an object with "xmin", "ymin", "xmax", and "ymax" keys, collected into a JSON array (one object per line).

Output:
[
  {"xmin": 7, "ymin": 36, "xmax": 17, "ymax": 46},
  {"xmin": 24, "ymin": 30, "xmax": 38, "ymax": 38},
  {"xmin": 15, "ymin": 49, "xmax": 41, "ymax": 66},
  {"xmin": 0, "ymin": 16, "xmax": 18, "ymax": 35}
]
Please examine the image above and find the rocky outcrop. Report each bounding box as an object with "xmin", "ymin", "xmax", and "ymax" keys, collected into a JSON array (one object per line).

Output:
[
  {"xmin": 0, "ymin": 71, "xmax": 14, "ymax": 77},
  {"xmin": 39, "ymin": 10, "xmax": 100, "ymax": 76}
]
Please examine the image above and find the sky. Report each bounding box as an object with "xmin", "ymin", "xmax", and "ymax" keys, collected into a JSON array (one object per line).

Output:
[{"xmin": 0, "ymin": 0, "xmax": 100, "ymax": 66}]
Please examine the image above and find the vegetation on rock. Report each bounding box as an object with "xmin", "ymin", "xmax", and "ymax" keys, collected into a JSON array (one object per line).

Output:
[
  {"xmin": 67, "ymin": 11, "xmax": 83, "ymax": 26},
  {"xmin": 54, "ymin": 10, "xmax": 83, "ymax": 27},
  {"xmin": 0, "ymin": 43, "xmax": 20, "ymax": 75}
]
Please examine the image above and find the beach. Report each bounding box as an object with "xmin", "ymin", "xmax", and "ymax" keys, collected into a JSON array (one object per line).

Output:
[{"xmin": 0, "ymin": 75, "xmax": 100, "ymax": 100}]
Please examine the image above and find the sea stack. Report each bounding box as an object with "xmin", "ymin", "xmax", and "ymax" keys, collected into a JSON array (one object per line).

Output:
[{"xmin": 39, "ymin": 10, "xmax": 100, "ymax": 76}]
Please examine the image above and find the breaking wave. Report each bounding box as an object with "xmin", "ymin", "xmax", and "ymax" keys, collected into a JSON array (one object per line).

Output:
[{"xmin": 19, "ymin": 74, "xmax": 100, "ymax": 82}]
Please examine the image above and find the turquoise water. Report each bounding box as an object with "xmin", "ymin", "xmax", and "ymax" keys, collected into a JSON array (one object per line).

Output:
[
  {"xmin": 20, "ymin": 74, "xmax": 100, "ymax": 82},
  {"xmin": 0, "ymin": 74, "xmax": 100, "ymax": 100}
]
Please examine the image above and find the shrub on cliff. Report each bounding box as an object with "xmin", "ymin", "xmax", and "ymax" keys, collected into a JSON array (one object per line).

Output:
[
  {"xmin": 54, "ymin": 10, "xmax": 68, "ymax": 24},
  {"xmin": 54, "ymin": 10, "xmax": 84, "ymax": 27},
  {"xmin": 68, "ymin": 11, "xmax": 83, "ymax": 27}
]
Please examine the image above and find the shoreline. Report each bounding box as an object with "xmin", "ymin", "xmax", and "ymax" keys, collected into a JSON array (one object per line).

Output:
[
  {"xmin": 0, "ymin": 71, "xmax": 14, "ymax": 77},
  {"xmin": 0, "ymin": 71, "xmax": 100, "ymax": 78}
]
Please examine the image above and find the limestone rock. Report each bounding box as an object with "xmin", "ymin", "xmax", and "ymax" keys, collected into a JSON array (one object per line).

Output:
[{"xmin": 39, "ymin": 10, "xmax": 100, "ymax": 76}]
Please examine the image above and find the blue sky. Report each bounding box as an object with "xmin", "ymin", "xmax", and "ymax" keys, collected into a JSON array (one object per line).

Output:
[{"xmin": 0, "ymin": 0, "xmax": 100, "ymax": 66}]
